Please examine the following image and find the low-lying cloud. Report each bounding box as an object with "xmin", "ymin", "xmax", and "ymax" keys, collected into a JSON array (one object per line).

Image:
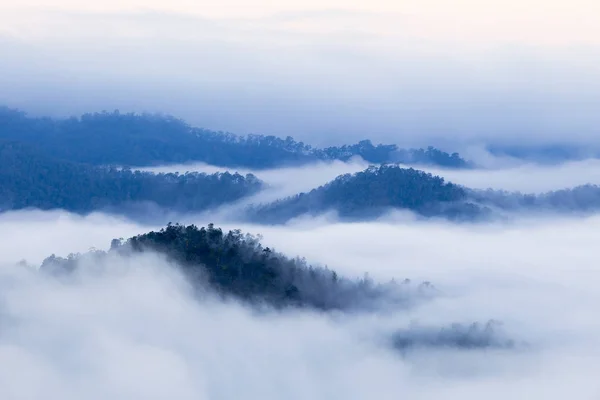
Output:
[
  {"xmin": 1, "ymin": 210, "xmax": 600, "ymax": 398},
  {"xmin": 424, "ymin": 158, "xmax": 600, "ymax": 193}
]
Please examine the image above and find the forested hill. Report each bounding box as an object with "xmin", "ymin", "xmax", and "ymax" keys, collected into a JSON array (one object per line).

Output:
[
  {"xmin": 0, "ymin": 141, "xmax": 262, "ymax": 214},
  {"xmin": 245, "ymin": 164, "xmax": 600, "ymax": 223},
  {"xmin": 247, "ymin": 165, "xmax": 485, "ymax": 223},
  {"xmin": 41, "ymin": 223, "xmax": 433, "ymax": 311},
  {"xmin": 0, "ymin": 107, "xmax": 469, "ymax": 169},
  {"xmin": 39, "ymin": 223, "xmax": 511, "ymax": 349}
]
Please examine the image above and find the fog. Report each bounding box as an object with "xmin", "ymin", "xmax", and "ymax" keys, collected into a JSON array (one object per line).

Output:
[
  {"xmin": 424, "ymin": 159, "xmax": 600, "ymax": 193},
  {"xmin": 1, "ymin": 209, "xmax": 600, "ymax": 398},
  {"xmin": 1, "ymin": 4, "xmax": 599, "ymax": 149}
]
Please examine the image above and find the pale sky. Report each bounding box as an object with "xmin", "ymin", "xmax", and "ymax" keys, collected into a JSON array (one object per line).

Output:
[
  {"xmin": 1, "ymin": 0, "xmax": 599, "ymax": 147},
  {"xmin": 3, "ymin": 0, "xmax": 600, "ymax": 45}
]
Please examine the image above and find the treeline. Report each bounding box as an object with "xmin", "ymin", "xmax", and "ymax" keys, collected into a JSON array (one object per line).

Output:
[
  {"xmin": 322, "ymin": 140, "xmax": 468, "ymax": 168},
  {"xmin": 41, "ymin": 223, "xmax": 434, "ymax": 311},
  {"xmin": 247, "ymin": 165, "xmax": 485, "ymax": 223},
  {"xmin": 0, "ymin": 107, "xmax": 469, "ymax": 169},
  {"xmin": 0, "ymin": 141, "xmax": 262, "ymax": 214}
]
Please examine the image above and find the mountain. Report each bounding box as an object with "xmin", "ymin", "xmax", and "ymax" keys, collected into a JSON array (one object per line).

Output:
[
  {"xmin": 39, "ymin": 223, "xmax": 512, "ymax": 350},
  {"xmin": 247, "ymin": 165, "xmax": 485, "ymax": 223},
  {"xmin": 41, "ymin": 223, "xmax": 432, "ymax": 311},
  {"xmin": 0, "ymin": 140, "xmax": 262, "ymax": 215},
  {"xmin": 246, "ymin": 164, "xmax": 600, "ymax": 223},
  {"xmin": 247, "ymin": 164, "xmax": 600, "ymax": 224},
  {"xmin": 0, "ymin": 107, "xmax": 469, "ymax": 169}
]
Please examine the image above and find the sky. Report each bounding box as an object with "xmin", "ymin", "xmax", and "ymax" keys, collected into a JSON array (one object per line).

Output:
[{"xmin": 1, "ymin": 0, "xmax": 599, "ymax": 148}]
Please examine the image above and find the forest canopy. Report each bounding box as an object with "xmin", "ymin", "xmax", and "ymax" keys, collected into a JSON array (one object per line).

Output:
[
  {"xmin": 41, "ymin": 223, "xmax": 434, "ymax": 311},
  {"xmin": 247, "ymin": 165, "xmax": 484, "ymax": 223},
  {"xmin": 0, "ymin": 141, "xmax": 262, "ymax": 214}
]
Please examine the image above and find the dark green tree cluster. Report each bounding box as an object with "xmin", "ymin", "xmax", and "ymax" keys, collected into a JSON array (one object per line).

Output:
[
  {"xmin": 393, "ymin": 146, "xmax": 469, "ymax": 168},
  {"xmin": 320, "ymin": 139, "xmax": 399, "ymax": 164},
  {"xmin": 248, "ymin": 165, "xmax": 483, "ymax": 223},
  {"xmin": 41, "ymin": 223, "xmax": 435, "ymax": 311},
  {"xmin": 0, "ymin": 107, "xmax": 469, "ymax": 169},
  {"xmin": 0, "ymin": 141, "xmax": 262, "ymax": 214}
]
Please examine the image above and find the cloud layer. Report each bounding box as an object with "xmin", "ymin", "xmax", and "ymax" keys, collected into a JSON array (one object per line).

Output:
[{"xmin": 1, "ymin": 210, "xmax": 600, "ymax": 398}]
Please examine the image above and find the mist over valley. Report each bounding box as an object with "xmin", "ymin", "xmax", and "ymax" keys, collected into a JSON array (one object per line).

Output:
[{"xmin": 2, "ymin": 0, "xmax": 600, "ymax": 397}]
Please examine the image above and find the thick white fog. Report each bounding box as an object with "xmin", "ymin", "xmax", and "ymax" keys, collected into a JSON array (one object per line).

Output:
[{"xmin": 1, "ymin": 210, "xmax": 600, "ymax": 398}]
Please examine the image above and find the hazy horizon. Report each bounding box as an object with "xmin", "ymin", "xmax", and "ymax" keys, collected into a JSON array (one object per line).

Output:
[{"xmin": 1, "ymin": 1, "xmax": 599, "ymax": 148}]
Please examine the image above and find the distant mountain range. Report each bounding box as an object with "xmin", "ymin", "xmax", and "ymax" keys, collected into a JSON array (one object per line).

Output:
[
  {"xmin": 2, "ymin": 137, "xmax": 600, "ymax": 222},
  {"xmin": 2, "ymin": 106, "xmax": 600, "ymax": 222},
  {"xmin": 0, "ymin": 107, "xmax": 469, "ymax": 169}
]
